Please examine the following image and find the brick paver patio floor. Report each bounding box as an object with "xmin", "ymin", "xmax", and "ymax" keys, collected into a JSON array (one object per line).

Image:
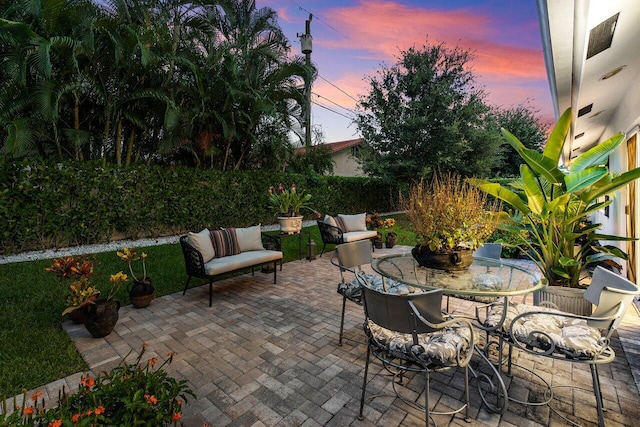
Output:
[{"xmin": 25, "ymin": 245, "xmax": 640, "ymax": 426}]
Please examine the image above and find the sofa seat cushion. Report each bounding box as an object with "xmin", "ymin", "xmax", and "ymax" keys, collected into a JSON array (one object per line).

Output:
[
  {"xmin": 204, "ymin": 250, "xmax": 282, "ymax": 276},
  {"xmin": 342, "ymin": 230, "xmax": 378, "ymax": 242},
  {"xmin": 365, "ymin": 318, "xmax": 476, "ymax": 366},
  {"xmin": 486, "ymin": 302, "xmax": 605, "ymax": 359}
]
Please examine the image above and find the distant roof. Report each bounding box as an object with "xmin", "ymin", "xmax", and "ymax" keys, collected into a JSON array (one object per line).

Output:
[{"xmin": 296, "ymin": 138, "xmax": 364, "ymax": 155}]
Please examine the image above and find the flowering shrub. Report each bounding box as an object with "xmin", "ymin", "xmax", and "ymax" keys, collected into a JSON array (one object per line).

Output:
[
  {"xmin": 0, "ymin": 345, "xmax": 197, "ymax": 426},
  {"xmin": 366, "ymin": 212, "xmax": 395, "ymax": 232},
  {"xmin": 267, "ymin": 183, "xmax": 313, "ymax": 217}
]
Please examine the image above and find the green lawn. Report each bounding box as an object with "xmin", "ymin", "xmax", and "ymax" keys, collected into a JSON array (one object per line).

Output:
[{"xmin": 0, "ymin": 217, "xmax": 418, "ymax": 397}]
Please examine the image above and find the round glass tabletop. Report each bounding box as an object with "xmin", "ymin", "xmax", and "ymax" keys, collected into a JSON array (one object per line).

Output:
[{"xmin": 371, "ymin": 253, "xmax": 546, "ymax": 297}]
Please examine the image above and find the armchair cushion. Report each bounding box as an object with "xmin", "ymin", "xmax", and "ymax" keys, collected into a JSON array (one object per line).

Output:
[
  {"xmin": 235, "ymin": 225, "xmax": 264, "ymax": 252},
  {"xmin": 188, "ymin": 228, "xmax": 215, "ymax": 263},
  {"xmin": 365, "ymin": 319, "xmax": 475, "ymax": 366},
  {"xmin": 210, "ymin": 228, "xmax": 240, "ymax": 258},
  {"xmin": 486, "ymin": 302, "xmax": 605, "ymax": 358},
  {"xmin": 339, "ymin": 213, "xmax": 367, "ymax": 232}
]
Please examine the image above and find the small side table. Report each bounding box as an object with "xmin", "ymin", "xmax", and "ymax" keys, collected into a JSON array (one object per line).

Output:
[{"xmin": 263, "ymin": 230, "xmax": 312, "ymax": 262}]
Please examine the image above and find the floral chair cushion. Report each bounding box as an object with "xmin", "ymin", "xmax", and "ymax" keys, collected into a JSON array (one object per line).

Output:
[
  {"xmin": 337, "ymin": 275, "xmax": 424, "ymax": 304},
  {"xmin": 486, "ymin": 302, "xmax": 605, "ymax": 358},
  {"xmin": 365, "ymin": 318, "xmax": 475, "ymax": 366}
]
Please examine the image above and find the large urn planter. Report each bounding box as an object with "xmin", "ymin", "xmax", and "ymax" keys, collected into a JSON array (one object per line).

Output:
[
  {"xmin": 411, "ymin": 245, "xmax": 473, "ymax": 271},
  {"xmin": 84, "ymin": 299, "xmax": 120, "ymax": 338},
  {"xmin": 533, "ymin": 286, "xmax": 592, "ymax": 316},
  {"xmin": 278, "ymin": 216, "xmax": 303, "ymax": 234},
  {"xmin": 128, "ymin": 277, "xmax": 155, "ymax": 308}
]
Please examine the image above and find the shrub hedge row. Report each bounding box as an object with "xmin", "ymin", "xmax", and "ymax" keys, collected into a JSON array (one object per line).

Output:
[{"xmin": 0, "ymin": 159, "xmax": 402, "ymax": 254}]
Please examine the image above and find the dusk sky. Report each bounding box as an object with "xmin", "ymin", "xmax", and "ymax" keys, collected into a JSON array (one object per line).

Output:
[{"xmin": 257, "ymin": 0, "xmax": 554, "ymax": 144}]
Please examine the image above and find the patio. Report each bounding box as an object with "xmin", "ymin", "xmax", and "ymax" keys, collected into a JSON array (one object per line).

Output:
[{"xmin": 29, "ymin": 245, "xmax": 640, "ymax": 426}]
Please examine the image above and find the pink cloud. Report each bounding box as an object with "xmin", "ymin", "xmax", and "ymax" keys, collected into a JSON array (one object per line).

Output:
[{"xmin": 320, "ymin": 0, "xmax": 545, "ymax": 81}]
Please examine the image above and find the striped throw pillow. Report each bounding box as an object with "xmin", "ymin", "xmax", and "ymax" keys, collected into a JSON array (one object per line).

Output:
[
  {"xmin": 334, "ymin": 216, "xmax": 347, "ymax": 232},
  {"xmin": 210, "ymin": 228, "xmax": 241, "ymax": 258}
]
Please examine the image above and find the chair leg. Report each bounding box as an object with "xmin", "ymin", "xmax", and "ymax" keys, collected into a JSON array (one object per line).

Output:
[
  {"xmin": 182, "ymin": 276, "xmax": 192, "ymax": 295},
  {"xmin": 208, "ymin": 279, "xmax": 213, "ymax": 307},
  {"xmin": 591, "ymin": 364, "xmax": 606, "ymax": 427},
  {"xmin": 273, "ymin": 261, "xmax": 277, "ymax": 284},
  {"xmin": 320, "ymin": 243, "xmax": 327, "ymax": 256},
  {"xmin": 358, "ymin": 345, "xmax": 371, "ymax": 420},
  {"xmin": 424, "ymin": 369, "xmax": 430, "ymax": 427},
  {"xmin": 338, "ymin": 295, "xmax": 347, "ymax": 346}
]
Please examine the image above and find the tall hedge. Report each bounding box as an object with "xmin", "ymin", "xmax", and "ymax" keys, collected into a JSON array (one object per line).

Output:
[{"xmin": 0, "ymin": 159, "xmax": 402, "ymax": 254}]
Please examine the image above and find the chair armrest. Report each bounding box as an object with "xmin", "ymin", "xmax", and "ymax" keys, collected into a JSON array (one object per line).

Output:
[
  {"xmin": 179, "ymin": 235, "xmax": 206, "ymax": 278},
  {"xmin": 317, "ymin": 220, "xmax": 344, "ymax": 244},
  {"xmin": 261, "ymin": 232, "xmax": 280, "ymax": 251}
]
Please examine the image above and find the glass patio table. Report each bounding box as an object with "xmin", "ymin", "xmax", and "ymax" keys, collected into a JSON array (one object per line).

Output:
[
  {"xmin": 371, "ymin": 253, "xmax": 546, "ymax": 299},
  {"xmin": 371, "ymin": 252, "xmax": 547, "ymax": 414}
]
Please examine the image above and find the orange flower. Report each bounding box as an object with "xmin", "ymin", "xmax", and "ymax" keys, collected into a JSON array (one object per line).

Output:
[
  {"xmin": 172, "ymin": 413, "xmax": 182, "ymax": 422},
  {"xmin": 31, "ymin": 391, "xmax": 43, "ymax": 401},
  {"xmin": 80, "ymin": 375, "xmax": 95, "ymax": 388},
  {"xmin": 71, "ymin": 413, "xmax": 80, "ymax": 422},
  {"xmin": 145, "ymin": 394, "xmax": 158, "ymax": 405},
  {"xmin": 95, "ymin": 405, "xmax": 105, "ymax": 415},
  {"xmin": 203, "ymin": 424, "xmax": 211, "ymax": 427},
  {"xmin": 176, "ymin": 399, "xmax": 183, "ymax": 406},
  {"xmin": 148, "ymin": 357, "xmax": 158, "ymax": 367},
  {"xmin": 23, "ymin": 406, "xmax": 34, "ymax": 415},
  {"xmin": 48, "ymin": 421, "xmax": 62, "ymax": 427},
  {"xmin": 86, "ymin": 409, "xmax": 93, "ymax": 416}
]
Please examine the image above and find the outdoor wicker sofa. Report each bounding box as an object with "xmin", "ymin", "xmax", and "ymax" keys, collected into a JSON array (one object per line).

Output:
[
  {"xmin": 180, "ymin": 226, "xmax": 282, "ymax": 306},
  {"xmin": 316, "ymin": 213, "xmax": 378, "ymax": 256}
]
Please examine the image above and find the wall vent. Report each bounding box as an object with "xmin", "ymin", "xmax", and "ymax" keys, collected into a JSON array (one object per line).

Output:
[
  {"xmin": 578, "ymin": 104, "xmax": 593, "ymax": 117},
  {"xmin": 586, "ymin": 13, "xmax": 619, "ymax": 59}
]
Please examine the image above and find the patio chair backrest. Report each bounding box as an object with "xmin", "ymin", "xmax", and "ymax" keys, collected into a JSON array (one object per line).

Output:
[
  {"xmin": 358, "ymin": 274, "xmax": 444, "ymax": 335},
  {"xmin": 473, "ymin": 243, "xmax": 502, "ymax": 259},
  {"xmin": 335, "ymin": 239, "xmax": 373, "ymax": 271},
  {"xmin": 584, "ymin": 266, "xmax": 638, "ymax": 330}
]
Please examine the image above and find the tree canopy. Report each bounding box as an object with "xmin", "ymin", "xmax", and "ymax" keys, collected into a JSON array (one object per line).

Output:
[
  {"xmin": 354, "ymin": 40, "xmax": 544, "ymax": 183},
  {"xmin": 0, "ymin": 0, "xmax": 310, "ymax": 170}
]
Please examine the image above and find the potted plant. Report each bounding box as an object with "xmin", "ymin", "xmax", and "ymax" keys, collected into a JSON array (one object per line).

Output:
[
  {"xmin": 469, "ymin": 108, "xmax": 640, "ymax": 313},
  {"xmin": 268, "ymin": 183, "xmax": 313, "ymax": 234},
  {"xmin": 404, "ymin": 173, "xmax": 500, "ymax": 271},
  {"xmin": 118, "ymin": 247, "xmax": 155, "ymax": 308},
  {"xmin": 46, "ymin": 256, "xmax": 101, "ymax": 323},
  {"xmin": 47, "ymin": 255, "xmax": 127, "ymax": 337},
  {"xmin": 83, "ymin": 270, "xmax": 127, "ymax": 338},
  {"xmin": 366, "ymin": 212, "xmax": 385, "ymax": 249}
]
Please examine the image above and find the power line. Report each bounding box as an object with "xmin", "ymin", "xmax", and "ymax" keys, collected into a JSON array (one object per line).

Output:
[
  {"xmin": 311, "ymin": 100, "xmax": 353, "ymax": 120},
  {"xmin": 312, "ymin": 92, "xmax": 355, "ymax": 114},
  {"xmin": 287, "ymin": 1, "xmax": 350, "ymax": 40},
  {"xmin": 318, "ymin": 74, "xmax": 359, "ymax": 103}
]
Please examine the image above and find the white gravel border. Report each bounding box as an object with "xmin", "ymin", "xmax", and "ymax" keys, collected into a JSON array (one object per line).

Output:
[{"xmin": 0, "ymin": 221, "xmax": 318, "ymax": 265}]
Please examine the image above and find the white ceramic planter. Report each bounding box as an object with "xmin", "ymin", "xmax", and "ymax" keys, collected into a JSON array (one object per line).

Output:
[{"xmin": 278, "ymin": 216, "xmax": 303, "ymax": 234}]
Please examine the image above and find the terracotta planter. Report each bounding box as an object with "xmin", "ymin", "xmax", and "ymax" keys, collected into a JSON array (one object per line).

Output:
[
  {"xmin": 411, "ymin": 245, "xmax": 473, "ymax": 271},
  {"xmin": 533, "ymin": 286, "xmax": 592, "ymax": 316},
  {"xmin": 84, "ymin": 299, "xmax": 120, "ymax": 338},
  {"xmin": 278, "ymin": 216, "xmax": 303, "ymax": 234},
  {"xmin": 128, "ymin": 278, "xmax": 155, "ymax": 308}
]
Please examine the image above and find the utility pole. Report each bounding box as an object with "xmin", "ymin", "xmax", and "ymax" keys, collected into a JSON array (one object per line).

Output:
[{"xmin": 298, "ymin": 14, "xmax": 313, "ymax": 150}]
